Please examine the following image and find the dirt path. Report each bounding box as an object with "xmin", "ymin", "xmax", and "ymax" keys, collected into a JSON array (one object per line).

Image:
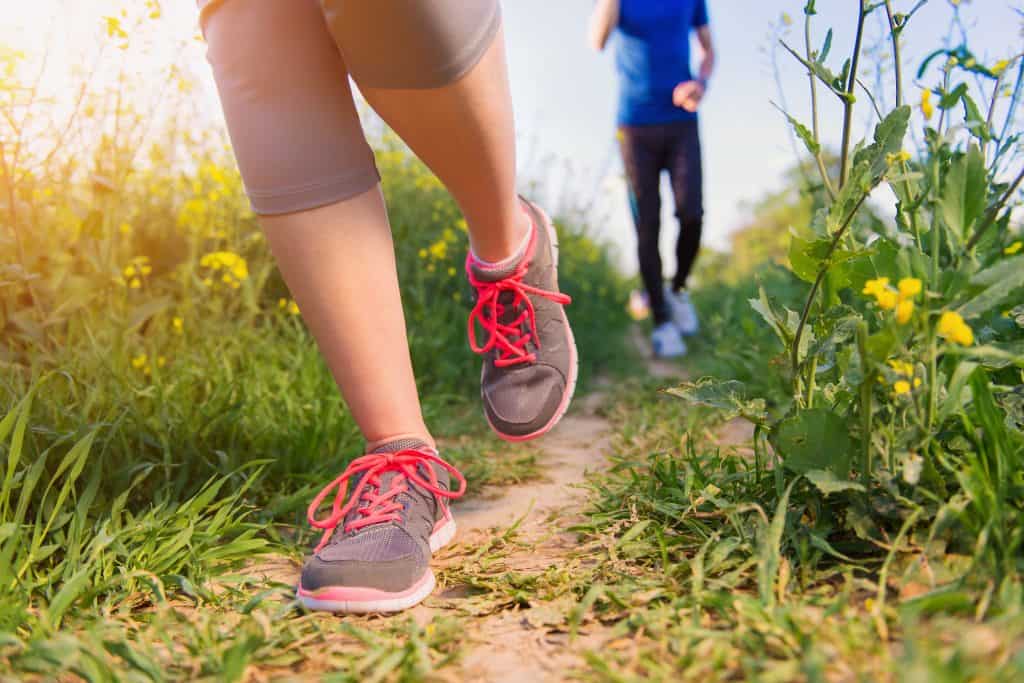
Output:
[
  {"xmin": 411, "ymin": 389, "xmax": 612, "ymax": 682},
  {"xmin": 414, "ymin": 331, "xmax": 695, "ymax": 681}
]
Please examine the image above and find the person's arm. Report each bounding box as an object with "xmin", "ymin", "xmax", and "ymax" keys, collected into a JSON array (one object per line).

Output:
[
  {"xmin": 588, "ymin": 0, "xmax": 620, "ymax": 51},
  {"xmin": 672, "ymin": 5, "xmax": 715, "ymax": 113},
  {"xmin": 694, "ymin": 25, "xmax": 715, "ymax": 85}
]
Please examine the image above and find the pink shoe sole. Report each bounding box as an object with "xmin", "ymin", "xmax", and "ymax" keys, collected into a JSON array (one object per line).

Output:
[{"xmin": 296, "ymin": 515, "xmax": 456, "ymax": 614}]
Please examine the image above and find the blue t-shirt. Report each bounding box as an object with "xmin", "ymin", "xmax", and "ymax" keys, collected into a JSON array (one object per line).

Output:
[{"xmin": 614, "ymin": 0, "xmax": 709, "ymax": 126}]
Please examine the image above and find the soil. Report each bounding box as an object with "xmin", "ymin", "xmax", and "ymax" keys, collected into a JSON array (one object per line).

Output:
[{"xmin": 421, "ymin": 388, "xmax": 614, "ymax": 682}]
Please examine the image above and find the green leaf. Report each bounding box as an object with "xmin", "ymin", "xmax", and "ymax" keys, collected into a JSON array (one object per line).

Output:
[
  {"xmin": 770, "ymin": 409, "xmax": 854, "ymax": 477},
  {"xmin": 818, "ymin": 28, "xmax": 832, "ymax": 63},
  {"xmin": 837, "ymin": 238, "xmax": 899, "ymax": 294},
  {"xmin": 939, "ymin": 82, "xmax": 968, "ymax": 109},
  {"xmin": 829, "ymin": 107, "xmax": 910, "ymax": 234},
  {"xmin": 616, "ymin": 520, "xmax": 652, "ymax": 547},
  {"xmin": 788, "ymin": 234, "xmax": 830, "ymax": 283},
  {"xmin": 962, "ymin": 93, "xmax": 993, "ymax": 141},
  {"xmin": 664, "ymin": 378, "xmax": 768, "ymax": 423},
  {"xmin": 804, "ymin": 469, "xmax": 866, "ymax": 496},
  {"xmin": 958, "ymin": 262, "xmax": 1024, "ymax": 319},
  {"xmin": 806, "ymin": 306, "xmax": 861, "ymax": 362},
  {"xmin": 970, "ymin": 255, "xmax": 1024, "ymax": 287},
  {"xmin": 749, "ymin": 286, "xmax": 791, "ymax": 347},
  {"xmin": 126, "ymin": 296, "xmax": 174, "ymax": 331},
  {"xmin": 46, "ymin": 568, "xmax": 91, "ymax": 627},
  {"xmin": 782, "ymin": 111, "xmax": 820, "ymax": 156},
  {"xmin": 940, "ymin": 144, "xmax": 988, "ymax": 237}
]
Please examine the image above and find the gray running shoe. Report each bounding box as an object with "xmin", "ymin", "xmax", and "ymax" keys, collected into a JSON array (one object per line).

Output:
[
  {"xmin": 664, "ymin": 285, "xmax": 699, "ymax": 336},
  {"xmin": 297, "ymin": 439, "xmax": 465, "ymax": 613},
  {"xmin": 466, "ymin": 199, "xmax": 578, "ymax": 441}
]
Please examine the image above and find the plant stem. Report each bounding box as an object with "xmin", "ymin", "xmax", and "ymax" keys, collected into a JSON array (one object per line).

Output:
[
  {"xmin": 791, "ymin": 193, "xmax": 870, "ymax": 382},
  {"xmin": 856, "ymin": 321, "xmax": 873, "ymax": 487},
  {"xmin": 964, "ymin": 164, "xmax": 1024, "ymax": 251},
  {"xmin": 929, "ymin": 156, "xmax": 942, "ymax": 287},
  {"xmin": 804, "ymin": 10, "xmax": 837, "ymax": 201},
  {"xmin": 884, "ymin": 0, "xmax": 903, "ymax": 109},
  {"xmin": 839, "ymin": 1, "xmax": 868, "ymax": 189}
]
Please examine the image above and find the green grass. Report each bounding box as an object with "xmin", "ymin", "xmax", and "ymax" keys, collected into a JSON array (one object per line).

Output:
[
  {"xmin": 563, "ymin": 378, "xmax": 1024, "ymax": 682},
  {"xmin": 0, "ymin": 127, "xmax": 633, "ymax": 678},
  {"xmin": 4, "ymin": 2, "xmax": 1024, "ymax": 679}
]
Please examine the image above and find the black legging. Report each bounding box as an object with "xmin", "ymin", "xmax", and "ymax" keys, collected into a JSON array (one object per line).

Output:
[{"xmin": 619, "ymin": 119, "xmax": 704, "ymax": 325}]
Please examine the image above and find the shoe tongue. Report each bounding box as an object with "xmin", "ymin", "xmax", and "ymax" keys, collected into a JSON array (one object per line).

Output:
[
  {"xmin": 470, "ymin": 257, "xmax": 521, "ymax": 283},
  {"xmin": 363, "ymin": 439, "xmax": 449, "ymax": 493},
  {"xmin": 370, "ymin": 438, "xmax": 431, "ymax": 454}
]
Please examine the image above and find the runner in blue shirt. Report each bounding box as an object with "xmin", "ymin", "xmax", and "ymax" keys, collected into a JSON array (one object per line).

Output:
[{"xmin": 590, "ymin": 0, "xmax": 715, "ymax": 357}]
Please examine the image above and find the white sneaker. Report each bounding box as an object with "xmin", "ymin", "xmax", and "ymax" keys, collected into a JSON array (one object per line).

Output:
[
  {"xmin": 651, "ymin": 322, "xmax": 687, "ymax": 358},
  {"xmin": 665, "ymin": 286, "xmax": 699, "ymax": 336}
]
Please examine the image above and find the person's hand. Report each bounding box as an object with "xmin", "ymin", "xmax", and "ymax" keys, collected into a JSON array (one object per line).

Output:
[{"xmin": 673, "ymin": 80, "xmax": 705, "ymax": 112}]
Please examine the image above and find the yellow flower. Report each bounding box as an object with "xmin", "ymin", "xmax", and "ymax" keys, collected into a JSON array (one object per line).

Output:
[
  {"xmin": 129, "ymin": 278, "xmax": 141, "ymax": 289},
  {"xmin": 447, "ymin": 267, "xmax": 457, "ymax": 277},
  {"xmin": 862, "ymin": 277, "xmax": 890, "ymax": 297},
  {"xmin": 131, "ymin": 354, "xmax": 148, "ymax": 369},
  {"xmin": 938, "ymin": 311, "xmax": 974, "ymax": 346},
  {"xmin": 893, "ymin": 380, "xmax": 912, "ymax": 395},
  {"xmin": 278, "ymin": 298, "xmax": 287, "ymax": 309},
  {"xmin": 876, "ymin": 289, "xmax": 898, "ymax": 310},
  {"xmin": 200, "ymin": 251, "xmax": 249, "ymax": 281},
  {"xmin": 172, "ymin": 317, "xmax": 184, "ymax": 334},
  {"xmin": 993, "ymin": 59, "xmax": 1010, "ymax": 76},
  {"xmin": 898, "ymin": 277, "xmax": 922, "ymax": 298},
  {"xmin": 140, "ymin": 264, "xmax": 152, "ymax": 276},
  {"xmin": 124, "ymin": 265, "xmax": 136, "ymax": 278},
  {"xmin": 920, "ymin": 89, "xmax": 934, "ymax": 120},
  {"xmin": 1004, "ymin": 241, "xmax": 1022, "ymax": 255},
  {"xmin": 428, "ymin": 240, "xmax": 447, "ymax": 260},
  {"xmin": 896, "ymin": 299, "xmax": 914, "ymax": 323},
  {"xmin": 886, "ymin": 150, "xmax": 912, "ymax": 165},
  {"xmin": 887, "ymin": 359, "xmax": 914, "ymax": 376},
  {"xmin": 203, "ymin": 277, "xmax": 213, "ymax": 287},
  {"xmin": 287, "ymin": 300, "xmax": 300, "ymax": 315},
  {"xmin": 157, "ymin": 356, "xmax": 167, "ymax": 368},
  {"xmin": 418, "ymin": 248, "xmax": 428, "ymax": 259},
  {"xmin": 914, "ymin": 378, "xmax": 922, "ymax": 388},
  {"xmin": 119, "ymin": 222, "xmax": 132, "ymax": 235}
]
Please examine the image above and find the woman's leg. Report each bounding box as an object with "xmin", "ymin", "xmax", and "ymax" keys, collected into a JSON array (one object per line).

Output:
[
  {"xmin": 260, "ymin": 189, "xmax": 431, "ymax": 450},
  {"xmin": 325, "ymin": 5, "xmax": 526, "ymax": 263},
  {"xmin": 329, "ymin": 2, "xmax": 577, "ymax": 441},
  {"xmin": 203, "ymin": 0, "xmax": 429, "ymax": 450}
]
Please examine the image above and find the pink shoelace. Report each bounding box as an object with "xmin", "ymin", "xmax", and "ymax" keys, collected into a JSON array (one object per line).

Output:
[
  {"xmin": 466, "ymin": 225, "xmax": 572, "ymax": 368},
  {"xmin": 307, "ymin": 448, "xmax": 466, "ymax": 552}
]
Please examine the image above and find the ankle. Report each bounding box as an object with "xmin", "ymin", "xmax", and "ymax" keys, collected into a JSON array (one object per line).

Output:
[
  {"xmin": 469, "ymin": 207, "xmax": 531, "ymax": 266},
  {"xmin": 365, "ymin": 431, "xmax": 436, "ymax": 453}
]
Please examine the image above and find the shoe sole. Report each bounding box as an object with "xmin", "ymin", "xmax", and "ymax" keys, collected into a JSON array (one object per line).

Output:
[
  {"xmin": 486, "ymin": 203, "xmax": 579, "ymax": 443},
  {"xmin": 295, "ymin": 514, "xmax": 456, "ymax": 614}
]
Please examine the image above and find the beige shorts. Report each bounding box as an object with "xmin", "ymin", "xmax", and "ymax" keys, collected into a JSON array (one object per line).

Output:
[{"xmin": 200, "ymin": 0, "xmax": 502, "ymax": 215}]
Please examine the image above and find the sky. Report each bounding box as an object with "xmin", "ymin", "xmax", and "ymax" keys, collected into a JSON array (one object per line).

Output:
[{"xmin": 2, "ymin": 0, "xmax": 1022, "ymax": 271}]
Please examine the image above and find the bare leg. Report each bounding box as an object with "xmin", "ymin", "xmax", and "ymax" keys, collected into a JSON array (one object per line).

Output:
[
  {"xmin": 261, "ymin": 187, "xmax": 431, "ymax": 451},
  {"xmin": 357, "ymin": 28, "xmax": 528, "ymax": 263}
]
